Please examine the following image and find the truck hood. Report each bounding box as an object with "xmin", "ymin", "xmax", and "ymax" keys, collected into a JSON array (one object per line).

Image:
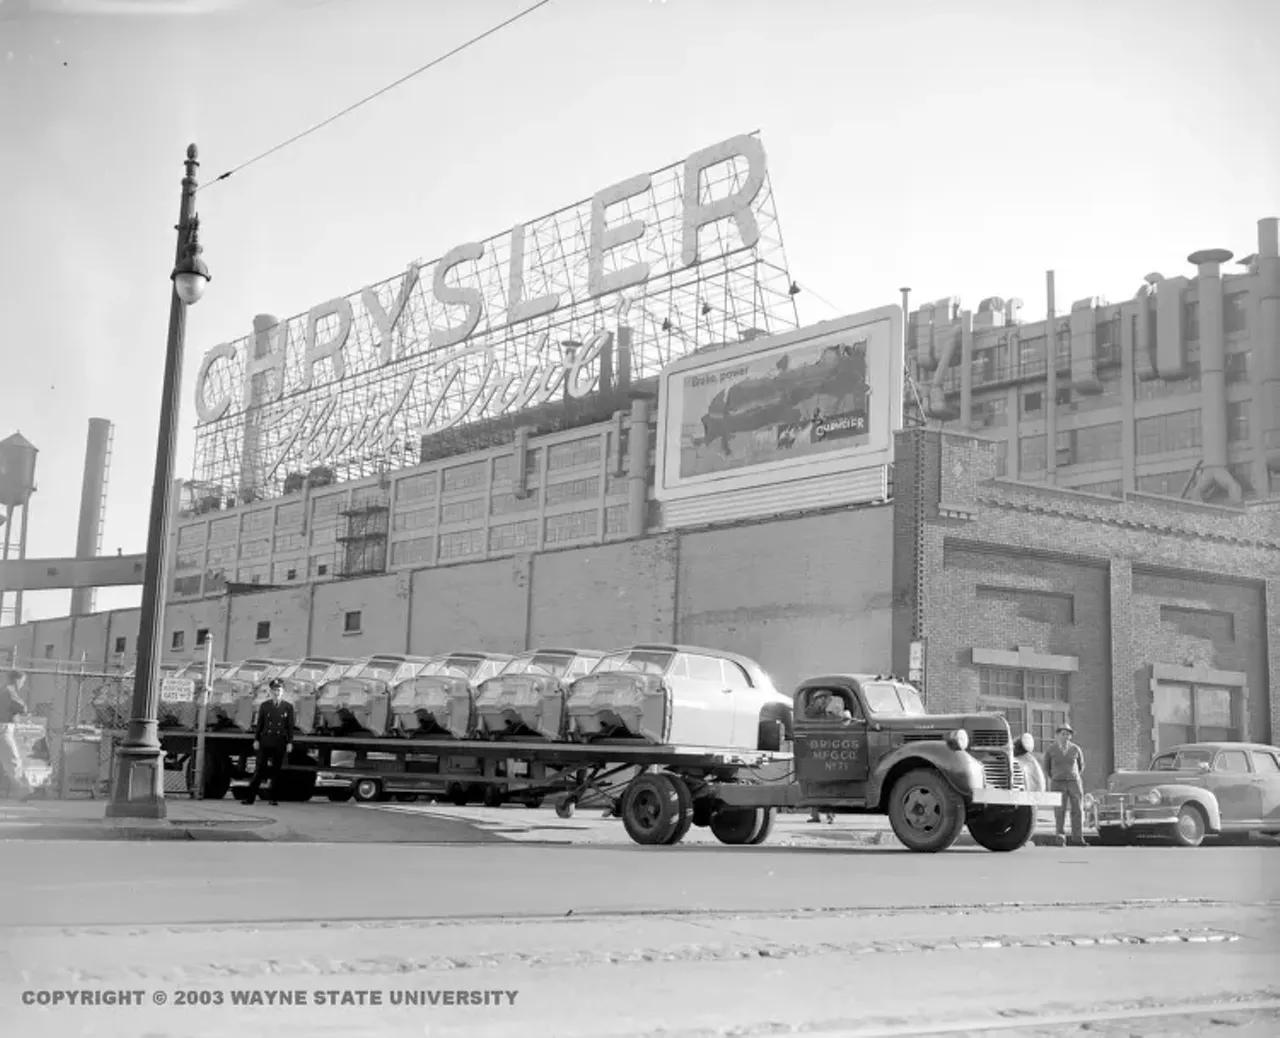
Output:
[{"xmin": 886, "ymin": 713, "xmax": 1011, "ymax": 748}]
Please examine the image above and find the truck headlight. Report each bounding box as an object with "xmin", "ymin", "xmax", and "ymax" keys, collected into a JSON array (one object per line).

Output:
[
  {"xmin": 1014, "ymin": 733, "xmax": 1034, "ymax": 756},
  {"xmin": 1136, "ymin": 789, "xmax": 1161, "ymax": 806},
  {"xmin": 946, "ymin": 728, "xmax": 969, "ymax": 751}
]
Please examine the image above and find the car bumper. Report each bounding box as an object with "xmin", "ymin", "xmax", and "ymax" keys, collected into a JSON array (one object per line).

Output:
[
  {"xmin": 971, "ymin": 789, "xmax": 1061, "ymax": 807},
  {"xmin": 314, "ymin": 772, "xmax": 351, "ymax": 790},
  {"xmin": 1091, "ymin": 805, "xmax": 1181, "ymax": 829}
]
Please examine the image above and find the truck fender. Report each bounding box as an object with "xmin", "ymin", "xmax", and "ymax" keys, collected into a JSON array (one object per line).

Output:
[
  {"xmin": 1150, "ymin": 784, "xmax": 1223, "ymax": 832},
  {"xmin": 1018, "ymin": 751, "xmax": 1047, "ymax": 792},
  {"xmin": 867, "ymin": 743, "xmax": 981, "ymax": 811}
]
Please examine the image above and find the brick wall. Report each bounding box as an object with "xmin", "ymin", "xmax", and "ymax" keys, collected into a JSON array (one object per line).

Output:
[{"xmin": 898, "ymin": 428, "xmax": 1280, "ymax": 779}]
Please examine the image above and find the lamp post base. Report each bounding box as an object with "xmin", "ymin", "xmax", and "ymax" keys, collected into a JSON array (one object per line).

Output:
[{"xmin": 105, "ymin": 739, "xmax": 168, "ymax": 820}]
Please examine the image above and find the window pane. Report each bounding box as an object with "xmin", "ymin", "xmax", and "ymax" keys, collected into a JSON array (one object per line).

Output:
[
  {"xmin": 1156, "ymin": 724, "xmax": 1193, "ymax": 752},
  {"xmin": 1153, "ymin": 683, "xmax": 1192, "ymax": 725},
  {"xmin": 1214, "ymin": 750, "xmax": 1249, "ymax": 773},
  {"xmin": 1195, "ymin": 686, "xmax": 1233, "ymax": 728},
  {"xmin": 1250, "ymin": 752, "xmax": 1280, "ymax": 774},
  {"xmin": 1029, "ymin": 707, "xmax": 1063, "ymax": 750},
  {"xmin": 685, "ymin": 655, "xmax": 724, "ymax": 682},
  {"xmin": 1025, "ymin": 672, "xmax": 1067, "ymax": 702},
  {"xmin": 978, "ymin": 667, "xmax": 1022, "ymax": 699}
]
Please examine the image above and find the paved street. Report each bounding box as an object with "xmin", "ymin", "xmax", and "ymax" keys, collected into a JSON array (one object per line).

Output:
[{"xmin": 1, "ymin": 817, "xmax": 1277, "ymax": 1037}]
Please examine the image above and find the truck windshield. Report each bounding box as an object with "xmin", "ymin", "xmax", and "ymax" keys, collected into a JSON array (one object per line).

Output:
[
  {"xmin": 1152, "ymin": 749, "xmax": 1214, "ymax": 771},
  {"xmin": 503, "ymin": 653, "xmax": 573, "ymax": 677},
  {"xmin": 594, "ymin": 650, "xmax": 673, "ymax": 676},
  {"xmin": 862, "ymin": 681, "xmax": 927, "ymax": 716}
]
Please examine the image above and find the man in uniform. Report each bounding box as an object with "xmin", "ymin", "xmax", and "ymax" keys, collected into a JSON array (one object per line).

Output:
[
  {"xmin": 1044, "ymin": 723, "xmax": 1086, "ymax": 847},
  {"xmin": 242, "ymin": 678, "xmax": 295, "ymax": 806}
]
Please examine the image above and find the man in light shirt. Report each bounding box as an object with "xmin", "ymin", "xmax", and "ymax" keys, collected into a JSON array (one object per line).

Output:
[
  {"xmin": 0, "ymin": 670, "xmax": 35, "ymax": 799},
  {"xmin": 1043, "ymin": 724, "xmax": 1086, "ymax": 847}
]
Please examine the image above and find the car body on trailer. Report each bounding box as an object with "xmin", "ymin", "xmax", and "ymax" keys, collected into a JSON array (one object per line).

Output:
[
  {"xmin": 472, "ymin": 648, "xmax": 604, "ymax": 740},
  {"xmin": 314, "ymin": 654, "xmax": 437, "ymax": 736},
  {"xmin": 388, "ymin": 650, "xmax": 516, "ymax": 739},
  {"xmin": 1086, "ymin": 741, "xmax": 1280, "ymax": 847},
  {"xmin": 202, "ymin": 657, "xmax": 291, "ymax": 728}
]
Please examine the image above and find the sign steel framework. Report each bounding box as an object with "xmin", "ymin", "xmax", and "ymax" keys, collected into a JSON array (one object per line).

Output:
[{"xmin": 191, "ymin": 134, "xmax": 799, "ymax": 504}]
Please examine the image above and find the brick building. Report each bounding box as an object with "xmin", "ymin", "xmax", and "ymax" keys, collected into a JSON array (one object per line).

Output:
[{"xmin": 893, "ymin": 428, "xmax": 1279, "ymax": 790}]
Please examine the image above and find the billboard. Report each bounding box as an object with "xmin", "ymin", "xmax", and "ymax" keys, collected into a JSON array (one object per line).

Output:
[{"xmin": 655, "ymin": 306, "xmax": 903, "ymax": 503}]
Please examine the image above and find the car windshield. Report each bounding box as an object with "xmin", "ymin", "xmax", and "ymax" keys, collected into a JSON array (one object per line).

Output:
[
  {"xmin": 281, "ymin": 660, "xmax": 337, "ymax": 682},
  {"xmin": 594, "ymin": 649, "xmax": 674, "ymax": 676},
  {"xmin": 346, "ymin": 659, "xmax": 400, "ymax": 681},
  {"xmin": 1151, "ymin": 749, "xmax": 1215, "ymax": 771},
  {"xmin": 418, "ymin": 655, "xmax": 491, "ymax": 679},
  {"xmin": 229, "ymin": 661, "xmax": 276, "ymax": 682},
  {"xmin": 861, "ymin": 681, "xmax": 927, "ymax": 716},
  {"xmin": 502, "ymin": 653, "xmax": 574, "ymax": 677}
]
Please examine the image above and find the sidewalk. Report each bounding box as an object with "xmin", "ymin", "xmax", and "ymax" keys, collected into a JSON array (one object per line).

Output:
[{"xmin": 0, "ymin": 795, "xmax": 280, "ymax": 841}]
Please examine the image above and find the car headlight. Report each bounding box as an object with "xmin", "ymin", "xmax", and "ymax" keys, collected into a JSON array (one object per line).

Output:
[
  {"xmin": 946, "ymin": 728, "xmax": 969, "ymax": 751},
  {"xmin": 1136, "ymin": 789, "xmax": 1161, "ymax": 806},
  {"xmin": 1014, "ymin": 733, "xmax": 1034, "ymax": 756}
]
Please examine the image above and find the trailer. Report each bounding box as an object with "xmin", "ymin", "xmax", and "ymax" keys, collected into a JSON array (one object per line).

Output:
[{"xmin": 156, "ymin": 670, "xmax": 1061, "ymax": 853}]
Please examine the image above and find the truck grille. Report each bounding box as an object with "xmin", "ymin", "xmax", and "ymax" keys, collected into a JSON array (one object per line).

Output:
[
  {"xmin": 970, "ymin": 729, "xmax": 1009, "ymax": 749},
  {"xmin": 981, "ymin": 754, "xmax": 1012, "ymax": 790}
]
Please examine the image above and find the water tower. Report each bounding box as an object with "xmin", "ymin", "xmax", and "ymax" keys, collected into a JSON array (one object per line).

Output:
[{"xmin": 0, "ymin": 431, "xmax": 38, "ymax": 626}]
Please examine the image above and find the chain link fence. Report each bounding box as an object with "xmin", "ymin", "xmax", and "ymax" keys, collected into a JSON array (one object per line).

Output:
[{"xmin": 2, "ymin": 654, "xmax": 193, "ymax": 798}]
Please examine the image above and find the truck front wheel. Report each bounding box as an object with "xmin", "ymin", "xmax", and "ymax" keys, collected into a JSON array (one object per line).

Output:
[
  {"xmin": 887, "ymin": 768, "xmax": 966, "ymax": 852},
  {"xmin": 966, "ymin": 806, "xmax": 1036, "ymax": 852}
]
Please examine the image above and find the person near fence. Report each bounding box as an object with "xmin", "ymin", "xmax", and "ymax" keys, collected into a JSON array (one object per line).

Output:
[
  {"xmin": 241, "ymin": 678, "xmax": 294, "ymax": 806},
  {"xmin": 1044, "ymin": 723, "xmax": 1087, "ymax": 847},
  {"xmin": 1, "ymin": 669, "xmax": 37, "ymax": 800}
]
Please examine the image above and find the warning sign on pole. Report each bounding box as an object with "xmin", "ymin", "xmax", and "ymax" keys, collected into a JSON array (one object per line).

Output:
[{"xmin": 159, "ymin": 677, "xmax": 196, "ymax": 703}]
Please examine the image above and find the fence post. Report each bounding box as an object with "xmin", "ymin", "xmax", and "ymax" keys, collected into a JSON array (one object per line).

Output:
[{"xmin": 192, "ymin": 638, "xmax": 212, "ymax": 799}]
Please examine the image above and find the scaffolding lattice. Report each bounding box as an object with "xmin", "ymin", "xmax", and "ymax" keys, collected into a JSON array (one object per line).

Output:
[{"xmin": 192, "ymin": 134, "xmax": 799, "ymax": 504}]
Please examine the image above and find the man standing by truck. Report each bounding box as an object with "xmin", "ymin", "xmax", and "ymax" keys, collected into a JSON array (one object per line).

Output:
[
  {"xmin": 0, "ymin": 670, "xmax": 34, "ymax": 799},
  {"xmin": 1044, "ymin": 724, "xmax": 1086, "ymax": 847},
  {"xmin": 242, "ymin": 678, "xmax": 295, "ymax": 806}
]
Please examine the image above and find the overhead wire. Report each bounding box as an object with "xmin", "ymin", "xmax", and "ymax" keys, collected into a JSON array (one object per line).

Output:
[{"xmin": 199, "ymin": 0, "xmax": 555, "ymax": 191}]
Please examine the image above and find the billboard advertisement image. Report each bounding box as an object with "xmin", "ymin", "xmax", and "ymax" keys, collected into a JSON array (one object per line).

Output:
[{"xmin": 655, "ymin": 306, "xmax": 903, "ymax": 505}]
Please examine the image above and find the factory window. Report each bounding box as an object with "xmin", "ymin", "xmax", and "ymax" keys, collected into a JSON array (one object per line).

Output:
[
  {"xmin": 971, "ymin": 396, "xmax": 1007, "ymax": 429},
  {"xmin": 113, "ymin": 636, "xmax": 127, "ymax": 655},
  {"xmin": 1019, "ymin": 435, "xmax": 1046, "ymax": 475},
  {"xmin": 1021, "ymin": 391, "xmax": 1042, "ymax": 416},
  {"xmin": 1225, "ymin": 351, "xmax": 1250, "ymax": 383},
  {"xmin": 1227, "ymin": 400, "xmax": 1251, "ymax": 443},
  {"xmin": 344, "ymin": 611, "xmax": 362, "ymax": 634},
  {"xmin": 1056, "ymin": 422, "xmax": 1122, "ymax": 466},
  {"xmin": 171, "ymin": 631, "xmax": 185, "ymax": 651},
  {"xmin": 1019, "ymin": 336, "xmax": 1047, "ymax": 376},
  {"xmin": 255, "ymin": 621, "xmax": 271, "ymax": 643},
  {"xmin": 1136, "ymin": 470, "xmax": 1194, "ymax": 497},
  {"xmin": 286, "ymin": 568, "xmax": 297, "ymax": 581},
  {"xmin": 195, "ymin": 629, "xmax": 209, "ymax": 647},
  {"xmin": 44, "ymin": 644, "xmax": 54, "ymax": 659},
  {"xmin": 1135, "ymin": 410, "xmax": 1201, "ymax": 456},
  {"xmin": 1152, "ymin": 682, "xmax": 1241, "ymax": 751},
  {"xmin": 1224, "ymin": 294, "xmax": 1248, "ymax": 334},
  {"xmin": 977, "ymin": 667, "xmax": 1069, "ymax": 746}
]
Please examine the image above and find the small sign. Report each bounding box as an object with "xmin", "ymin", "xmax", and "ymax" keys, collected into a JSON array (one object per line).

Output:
[
  {"xmin": 908, "ymin": 640, "xmax": 924, "ymax": 683},
  {"xmin": 159, "ymin": 677, "xmax": 196, "ymax": 703}
]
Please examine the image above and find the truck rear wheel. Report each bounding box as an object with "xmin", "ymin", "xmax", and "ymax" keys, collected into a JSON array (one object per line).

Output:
[
  {"xmin": 709, "ymin": 806, "xmax": 765, "ymax": 845},
  {"xmin": 966, "ymin": 806, "xmax": 1036, "ymax": 852},
  {"xmin": 621, "ymin": 773, "xmax": 682, "ymax": 845},
  {"xmin": 663, "ymin": 774, "xmax": 694, "ymax": 846},
  {"xmin": 888, "ymin": 768, "xmax": 966, "ymax": 852}
]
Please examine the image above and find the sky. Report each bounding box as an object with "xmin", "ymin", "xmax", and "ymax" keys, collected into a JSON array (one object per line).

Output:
[{"xmin": 1, "ymin": 0, "xmax": 1277, "ymax": 624}]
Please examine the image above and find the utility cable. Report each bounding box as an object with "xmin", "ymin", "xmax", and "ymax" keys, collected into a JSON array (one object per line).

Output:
[{"xmin": 201, "ymin": 0, "xmax": 555, "ymax": 191}]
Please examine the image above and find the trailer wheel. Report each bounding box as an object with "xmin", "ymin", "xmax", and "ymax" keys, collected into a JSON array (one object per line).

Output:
[
  {"xmin": 746, "ymin": 807, "xmax": 776, "ymax": 845},
  {"xmin": 483, "ymin": 785, "xmax": 505, "ymax": 808},
  {"xmin": 663, "ymin": 774, "xmax": 694, "ymax": 846},
  {"xmin": 326, "ymin": 789, "xmax": 353, "ymax": 803},
  {"xmin": 445, "ymin": 783, "xmax": 469, "ymax": 806},
  {"xmin": 710, "ymin": 806, "xmax": 764, "ymax": 845},
  {"xmin": 524, "ymin": 798, "xmax": 544, "ymax": 809},
  {"xmin": 887, "ymin": 768, "xmax": 966, "ymax": 852},
  {"xmin": 353, "ymin": 778, "xmax": 384, "ymax": 803},
  {"xmin": 394, "ymin": 793, "xmax": 420, "ymax": 803},
  {"xmin": 555, "ymin": 796, "xmax": 577, "ymax": 819},
  {"xmin": 621, "ymin": 773, "xmax": 683, "ymax": 845},
  {"xmin": 966, "ymin": 806, "xmax": 1036, "ymax": 852},
  {"xmin": 185, "ymin": 751, "xmax": 231, "ymax": 800}
]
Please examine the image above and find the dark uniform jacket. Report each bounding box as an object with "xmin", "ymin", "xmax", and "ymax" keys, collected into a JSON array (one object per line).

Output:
[{"xmin": 255, "ymin": 699, "xmax": 296, "ymax": 748}]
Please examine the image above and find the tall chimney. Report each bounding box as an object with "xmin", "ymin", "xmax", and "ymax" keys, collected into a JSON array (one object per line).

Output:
[{"xmin": 70, "ymin": 418, "xmax": 113, "ymax": 616}]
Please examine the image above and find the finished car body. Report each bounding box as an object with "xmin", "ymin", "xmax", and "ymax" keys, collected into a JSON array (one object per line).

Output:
[
  {"xmin": 203, "ymin": 658, "xmax": 292, "ymax": 729},
  {"xmin": 1087, "ymin": 742, "xmax": 1280, "ymax": 846},
  {"xmin": 390, "ymin": 651, "xmax": 516, "ymax": 738},
  {"xmin": 240, "ymin": 656, "xmax": 355, "ymax": 734},
  {"xmin": 158, "ymin": 660, "xmax": 231, "ymax": 729},
  {"xmin": 473, "ymin": 648, "xmax": 605, "ymax": 740},
  {"xmin": 565, "ymin": 643, "xmax": 793, "ymax": 751},
  {"xmin": 315, "ymin": 654, "xmax": 437, "ymax": 736}
]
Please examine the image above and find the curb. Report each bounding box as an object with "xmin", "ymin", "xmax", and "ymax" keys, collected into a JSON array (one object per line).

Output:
[{"xmin": 0, "ymin": 825, "xmax": 271, "ymax": 841}]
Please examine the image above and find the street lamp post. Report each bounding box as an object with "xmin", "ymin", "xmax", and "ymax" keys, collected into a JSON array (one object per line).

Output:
[{"xmin": 106, "ymin": 144, "xmax": 210, "ymax": 819}]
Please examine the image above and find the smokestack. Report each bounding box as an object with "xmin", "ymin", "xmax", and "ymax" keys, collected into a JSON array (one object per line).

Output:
[{"xmin": 70, "ymin": 418, "xmax": 113, "ymax": 616}]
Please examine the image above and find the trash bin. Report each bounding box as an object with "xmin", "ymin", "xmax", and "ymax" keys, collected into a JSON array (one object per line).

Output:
[{"xmin": 59, "ymin": 727, "xmax": 104, "ymax": 799}]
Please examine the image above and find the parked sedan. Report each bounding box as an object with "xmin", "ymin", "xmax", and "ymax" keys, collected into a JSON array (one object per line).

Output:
[{"xmin": 1087, "ymin": 742, "xmax": 1280, "ymax": 847}]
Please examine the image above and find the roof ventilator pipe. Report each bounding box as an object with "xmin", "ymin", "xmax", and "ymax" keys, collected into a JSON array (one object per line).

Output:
[{"xmin": 1188, "ymin": 249, "xmax": 1242, "ymax": 503}]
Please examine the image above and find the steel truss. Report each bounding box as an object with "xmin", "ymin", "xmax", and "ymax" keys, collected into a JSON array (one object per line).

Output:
[{"xmin": 192, "ymin": 136, "xmax": 799, "ymax": 503}]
